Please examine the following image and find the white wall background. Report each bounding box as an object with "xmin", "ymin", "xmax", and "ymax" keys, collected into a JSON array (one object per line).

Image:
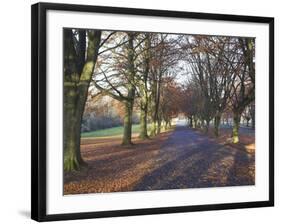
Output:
[{"xmin": 0, "ymin": 0, "xmax": 279, "ymax": 223}]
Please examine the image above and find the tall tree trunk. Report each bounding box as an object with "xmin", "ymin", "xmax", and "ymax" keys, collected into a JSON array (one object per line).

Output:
[
  {"xmin": 63, "ymin": 81, "xmax": 90, "ymax": 171},
  {"xmin": 151, "ymin": 70, "xmax": 162, "ymax": 136},
  {"xmin": 189, "ymin": 116, "xmax": 193, "ymax": 128},
  {"xmin": 168, "ymin": 120, "xmax": 172, "ymax": 128},
  {"xmin": 157, "ymin": 117, "xmax": 162, "ymax": 134},
  {"xmin": 246, "ymin": 119, "xmax": 249, "ymax": 127},
  {"xmin": 139, "ymin": 33, "xmax": 150, "ymax": 140},
  {"xmin": 122, "ymin": 100, "xmax": 134, "ymax": 145},
  {"xmin": 150, "ymin": 81, "xmax": 158, "ymax": 137},
  {"xmin": 139, "ymin": 100, "xmax": 149, "ymax": 139},
  {"xmin": 193, "ymin": 116, "xmax": 198, "ymax": 128},
  {"xmin": 121, "ymin": 33, "xmax": 136, "ymax": 145},
  {"xmin": 150, "ymin": 120, "xmax": 157, "ymax": 136},
  {"xmin": 232, "ymin": 111, "xmax": 241, "ymax": 143},
  {"xmin": 214, "ymin": 114, "xmax": 221, "ymax": 137},
  {"xmin": 205, "ymin": 119, "xmax": 210, "ymax": 134},
  {"xmin": 251, "ymin": 114, "xmax": 255, "ymax": 129},
  {"xmin": 165, "ymin": 120, "xmax": 169, "ymax": 130},
  {"xmin": 63, "ymin": 30, "xmax": 101, "ymax": 171},
  {"xmin": 63, "ymin": 86, "xmax": 81, "ymax": 171},
  {"xmin": 139, "ymin": 40, "xmax": 149, "ymax": 139}
]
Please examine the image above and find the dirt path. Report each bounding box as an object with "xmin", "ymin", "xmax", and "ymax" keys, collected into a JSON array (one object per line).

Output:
[
  {"xmin": 64, "ymin": 124, "xmax": 254, "ymax": 194},
  {"xmin": 133, "ymin": 124, "xmax": 255, "ymax": 191}
]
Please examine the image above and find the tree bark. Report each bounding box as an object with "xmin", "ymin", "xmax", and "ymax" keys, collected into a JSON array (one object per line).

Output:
[
  {"xmin": 251, "ymin": 114, "xmax": 255, "ymax": 129},
  {"xmin": 164, "ymin": 120, "xmax": 169, "ymax": 130},
  {"xmin": 121, "ymin": 33, "xmax": 136, "ymax": 145},
  {"xmin": 168, "ymin": 120, "xmax": 172, "ymax": 128},
  {"xmin": 63, "ymin": 85, "xmax": 82, "ymax": 171},
  {"xmin": 63, "ymin": 30, "xmax": 101, "ymax": 171},
  {"xmin": 189, "ymin": 116, "xmax": 193, "ymax": 128},
  {"xmin": 214, "ymin": 114, "xmax": 221, "ymax": 137},
  {"xmin": 139, "ymin": 35, "xmax": 150, "ymax": 140},
  {"xmin": 232, "ymin": 111, "xmax": 241, "ymax": 143},
  {"xmin": 150, "ymin": 121, "xmax": 157, "ymax": 136},
  {"xmin": 193, "ymin": 116, "xmax": 198, "ymax": 128},
  {"xmin": 157, "ymin": 117, "xmax": 162, "ymax": 134},
  {"xmin": 139, "ymin": 100, "xmax": 149, "ymax": 139},
  {"xmin": 122, "ymin": 100, "xmax": 134, "ymax": 145},
  {"xmin": 205, "ymin": 119, "xmax": 210, "ymax": 134},
  {"xmin": 150, "ymin": 81, "xmax": 158, "ymax": 137}
]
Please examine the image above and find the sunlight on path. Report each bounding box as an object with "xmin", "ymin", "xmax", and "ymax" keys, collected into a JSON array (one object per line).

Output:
[
  {"xmin": 133, "ymin": 125, "xmax": 255, "ymax": 191},
  {"xmin": 174, "ymin": 118, "xmax": 188, "ymax": 127}
]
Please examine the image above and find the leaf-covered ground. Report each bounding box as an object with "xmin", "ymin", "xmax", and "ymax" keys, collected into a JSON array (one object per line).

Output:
[
  {"xmin": 196, "ymin": 125, "xmax": 255, "ymax": 154},
  {"xmin": 64, "ymin": 132, "xmax": 172, "ymax": 194},
  {"xmin": 64, "ymin": 126, "xmax": 254, "ymax": 195}
]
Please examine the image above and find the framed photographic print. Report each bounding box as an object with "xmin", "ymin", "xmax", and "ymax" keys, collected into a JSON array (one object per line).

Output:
[{"xmin": 31, "ymin": 2, "xmax": 274, "ymax": 222}]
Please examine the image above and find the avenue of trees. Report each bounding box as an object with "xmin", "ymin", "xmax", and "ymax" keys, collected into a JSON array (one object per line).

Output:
[
  {"xmin": 92, "ymin": 32, "xmax": 182, "ymax": 144},
  {"xmin": 63, "ymin": 28, "xmax": 255, "ymax": 171},
  {"xmin": 181, "ymin": 35, "xmax": 255, "ymax": 143}
]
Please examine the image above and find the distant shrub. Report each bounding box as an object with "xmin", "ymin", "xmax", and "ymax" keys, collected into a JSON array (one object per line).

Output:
[
  {"xmin": 81, "ymin": 95, "xmax": 140, "ymax": 133},
  {"xmin": 81, "ymin": 114, "xmax": 122, "ymax": 132}
]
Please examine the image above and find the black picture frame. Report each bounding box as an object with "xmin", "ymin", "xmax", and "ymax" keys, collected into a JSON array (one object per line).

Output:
[{"xmin": 31, "ymin": 2, "xmax": 274, "ymax": 222}]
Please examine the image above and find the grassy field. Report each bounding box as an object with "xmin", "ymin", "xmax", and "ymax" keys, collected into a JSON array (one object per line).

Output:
[{"xmin": 81, "ymin": 124, "xmax": 141, "ymax": 138}]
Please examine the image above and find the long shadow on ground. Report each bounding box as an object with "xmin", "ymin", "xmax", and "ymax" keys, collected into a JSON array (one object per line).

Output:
[{"xmin": 133, "ymin": 126, "xmax": 255, "ymax": 191}]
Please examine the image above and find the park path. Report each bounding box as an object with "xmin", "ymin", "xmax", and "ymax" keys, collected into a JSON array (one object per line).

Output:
[{"xmin": 133, "ymin": 122, "xmax": 255, "ymax": 191}]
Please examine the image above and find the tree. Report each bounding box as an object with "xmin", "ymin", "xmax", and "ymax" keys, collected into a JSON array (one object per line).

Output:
[
  {"xmin": 206, "ymin": 37, "xmax": 236, "ymax": 137},
  {"xmin": 160, "ymin": 79, "xmax": 183, "ymax": 129},
  {"xmin": 92, "ymin": 32, "xmax": 138, "ymax": 145},
  {"xmin": 138, "ymin": 33, "xmax": 151, "ymax": 139},
  {"xmin": 181, "ymin": 80, "xmax": 204, "ymax": 128},
  {"xmin": 149, "ymin": 34, "xmax": 182, "ymax": 135},
  {"xmin": 182, "ymin": 35, "xmax": 254, "ymax": 141},
  {"xmin": 184, "ymin": 36, "xmax": 215, "ymax": 133},
  {"xmin": 184, "ymin": 36, "xmax": 237, "ymax": 136},
  {"xmin": 230, "ymin": 38, "xmax": 255, "ymax": 143},
  {"xmin": 242, "ymin": 105, "xmax": 251, "ymax": 127},
  {"xmin": 63, "ymin": 29, "xmax": 101, "ymax": 171},
  {"xmin": 249, "ymin": 101, "xmax": 255, "ymax": 129}
]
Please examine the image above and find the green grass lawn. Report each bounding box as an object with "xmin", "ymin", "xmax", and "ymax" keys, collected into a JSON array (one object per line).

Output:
[{"xmin": 81, "ymin": 124, "xmax": 141, "ymax": 138}]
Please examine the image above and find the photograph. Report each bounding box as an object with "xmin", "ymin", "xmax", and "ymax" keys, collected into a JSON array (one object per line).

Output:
[
  {"xmin": 31, "ymin": 2, "xmax": 274, "ymax": 221},
  {"xmin": 63, "ymin": 28, "xmax": 256, "ymax": 195},
  {"xmin": 0, "ymin": 0, "xmax": 278, "ymax": 223}
]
